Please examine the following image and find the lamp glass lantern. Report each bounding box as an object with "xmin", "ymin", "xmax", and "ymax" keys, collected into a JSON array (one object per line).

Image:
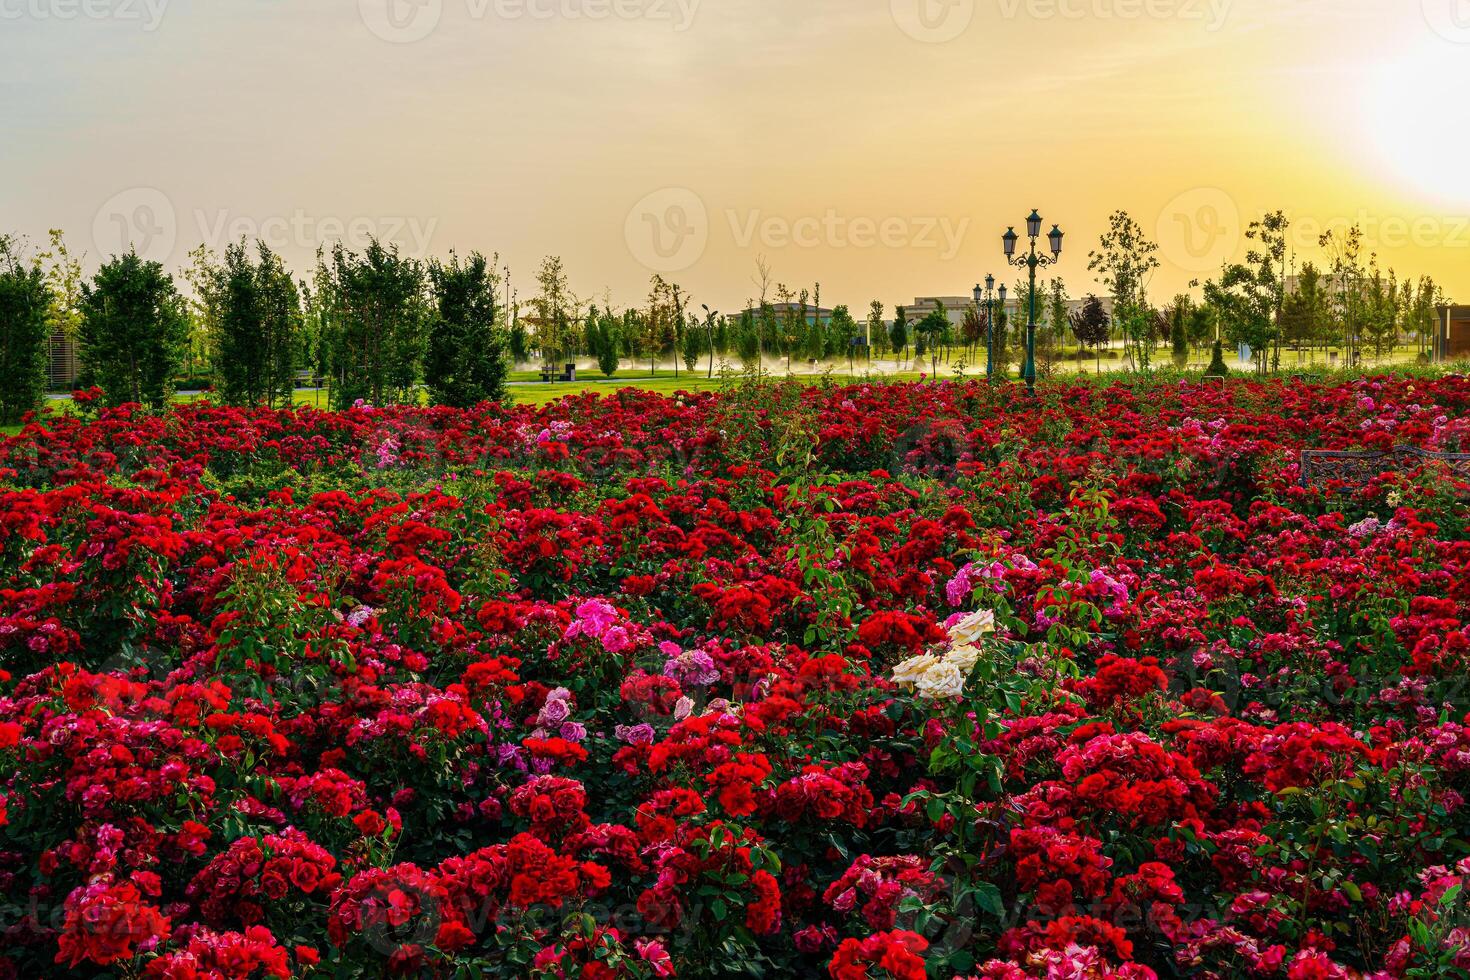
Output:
[
  {"xmin": 1026, "ymin": 210, "xmax": 1043, "ymax": 239},
  {"xmin": 1049, "ymin": 224, "xmax": 1064, "ymax": 257},
  {"xmin": 1002, "ymin": 227, "xmax": 1019, "ymax": 258}
]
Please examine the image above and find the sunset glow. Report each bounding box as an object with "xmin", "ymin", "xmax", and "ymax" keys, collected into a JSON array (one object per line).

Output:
[{"xmin": 3, "ymin": 0, "xmax": 1467, "ymax": 307}]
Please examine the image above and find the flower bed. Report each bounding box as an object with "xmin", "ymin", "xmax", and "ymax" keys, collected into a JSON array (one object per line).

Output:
[{"xmin": 0, "ymin": 375, "xmax": 1468, "ymax": 978}]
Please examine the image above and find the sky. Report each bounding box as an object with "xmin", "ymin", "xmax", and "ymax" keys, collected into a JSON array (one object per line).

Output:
[{"xmin": 3, "ymin": 0, "xmax": 1470, "ymax": 314}]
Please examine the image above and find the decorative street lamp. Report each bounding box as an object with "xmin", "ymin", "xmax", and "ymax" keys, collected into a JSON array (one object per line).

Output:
[
  {"xmin": 996, "ymin": 283, "xmax": 1006, "ymax": 377},
  {"xmin": 1002, "ymin": 209, "xmax": 1064, "ymax": 395},
  {"xmin": 973, "ymin": 274, "xmax": 1004, "ymax": 380}
]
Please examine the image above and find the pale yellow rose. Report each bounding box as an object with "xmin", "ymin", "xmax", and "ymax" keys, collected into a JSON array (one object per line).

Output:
[
  {"xmin": 945, "ymin": 644, "xmax": 982, "ymax": 673},
  {"xmin": 915, "ymin": 660, "xmax": 965, "ymax": 699},
  {"xmin": 890, "ymin": 654, "xmax": 940, "ymax": 688},
  {"xmin": 948, "ymin": 609, "xmax": 996, "ymax": 646}
]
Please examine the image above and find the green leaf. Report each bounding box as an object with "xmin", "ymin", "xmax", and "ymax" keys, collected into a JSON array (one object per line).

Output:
[{"xmin": 973, "ymin": 881, "xmax": 1005, "ymax": 918}]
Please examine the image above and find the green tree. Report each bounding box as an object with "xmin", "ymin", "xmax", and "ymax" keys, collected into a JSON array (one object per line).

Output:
[
  {"xmin": 299, "ymin": 278, "xmax": 332, "ymax": 392},
  {"xmin": 530, "ymin": 256, "xmax": 575, "ymax": 371},
  {"xmin": 641, "ymin": 275, "xmax": 679, "ymax": 375},
  {"xmin": 181, "ymin": 245, "xmax": 223, "ymax": 381},
  {"xmin": 889, "ymin": 305, "xmax": 909, "ymax": 363},
  {"xmin": 509, "ymin": 311, "xmax": 529, "ymax": 365},
  {"xmin": 1070, "ymin": 294, "xmax": 1110, "ymax": 373},
  {"xmin": 1401, "ymin": 275, "xmax": 1443, "ymax": 358},
  {"xmin": 1249, "ymin": 211, "xmax": 1290, "ymax": 371},
  {"xmin": 1168, "ymin": 295, "xmax": 1191, "ymax": 369},
  {"xmin": 316, "ymin": 239, "xmax": 429, "ymax": 409},
  {"xmin": 1319, "ymin": 224, "xmax": 1365, "ymax": 366},
  {"xmin": 79, "ymin": 251, "xmax": 189, "ymax": 409},
  {"xmin": 1200, "ymin": 212, "xmax": 1291, "ymax": 375},
  {"xmin": 916, "ymin": 305, "xmax": 948, "ymax": 367},
  {"xmin": 829, "ymin": 305, "xmax": 858, "ymax": 371},
  {"xmin": 425, "ymin": 250, "xmax": 506, "ymax": 407},
  {"xmin": 1282, "ymin": 262, "xmax": 1330, "ymax": 362},
  {"xmin": 598, "ymin": 312, "xmax": 621, "ymax": 377},
  {"xmin": 1363, "ymin": 258, "xmax": 1400, "ymax": 361},
  {"xmin": 681, "ymin": 312, "xmax": 703, "ymax": 372},
  {"xmin": 1203, "ymin": 262, "xmax": 1275, "ymax": 375},
  {"xmin": 960, "ymin": 305, "xmax": 983, "ymax": 361},
  {"xmin": 200, "ymin": 240, "xmax": 301, "ymax": 407},
  {"xmin": 713, "ymin": 312, "xmax": 730, "ymax": 358},
  {"xmin": 865, "ymin": 301, "xmax": 884, "ymax": 366},
  {"xmin": 735, "ymin": 308, "xmax": 761, "ymax": 373},
  {"xmin": 36, "ymin": 229, "xmax": 84, "ymax": 343},
  {"xmin": 1186, "ymin": 298, "xmax": 1215, "ymax": 351},
  {"xmin": 1088, "ymin": 210, "xmax": 1160, "ymax": 371},
  {"xmin": 1006, "ymin": 277, "xmax": 1031, "ymax": 375},
  {"xmin": 0, "ymin": 236, "xmax": 52, "ymax": 424},
  {"xmin": 1040, "ymin": 278, "xmax": 1069, "ymax": 377}
]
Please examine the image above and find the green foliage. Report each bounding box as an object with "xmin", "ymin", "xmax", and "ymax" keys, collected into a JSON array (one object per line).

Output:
[
  {"xmin": 916, "ymin": 304, "xmax": 948, "ymax": 363},
  {"xmin": 36, "ymin": 229, "xmax": 84, "ymax": 342},
  {"xmin": 205, "ymin": 240, "xmax": 301, "ymax": 407},
  {"xmin": 1206, "ymin": 339, "xmax": 1229, "ymax": 376},
  {"xmin": 1363, "ymin": 258, "xmax": 1401, "ymax": 359},
  {"xmin": 426, "ymin": 251, "xmax": 507, "ymax": 407},
  {"xmin": 79, "ymin": 250, "xmax": 190, "ymax": 409},
  {"xmin": 315, "ymin": 238, "xmax": 429, "ymax": 409},
  {"xmin": 530, "ymin": 256, "xmax": 576, "ymax": 368},
  {"xmin": 683, "ymin": 315, "xmax": 704, "ymax": 372},
  {"xmin": 889, "ymin": 306, "xmax": 908, "ymax": 358},
  {"xmin": 1069, "ymin": 294, "xmax": 1109, "ymax": 352},
  {"xmin": 595, "ymin": 309, "xmax": 622, "ymax": 377},
  {"xmin": 735, "ymin": 309, "xmax": 761, "ymax": 372},
  {"xmin": 1282, "ymin": 261, "xmax": 1330, "ymax": 352},
  {"xmin": 1088, "ymin": 209, "xmax": 1159, "ymax": 314},
  {"xmin": 0, "ymin": 237, "xmax": 51, "ymax": 425},
  {"xmin": 1170, "ymin": 295, "xmax": 1191, "ymax": 369}
]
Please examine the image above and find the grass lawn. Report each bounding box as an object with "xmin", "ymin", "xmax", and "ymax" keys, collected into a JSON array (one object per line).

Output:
[
  {"xmin": 509, "ymin": 375, "xmax": 732, "ymax": 406},
  {"xmin": 3, "ymin": 344, "xmax": 1448, "ymax": 431}
]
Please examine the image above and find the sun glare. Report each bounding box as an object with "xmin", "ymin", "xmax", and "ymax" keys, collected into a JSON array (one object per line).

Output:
[{"xmin": 1360, "ymin": 41, "xmax": 1470, "ymax": 208}]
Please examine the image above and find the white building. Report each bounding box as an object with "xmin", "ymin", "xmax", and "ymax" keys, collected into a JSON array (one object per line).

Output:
[{"xmin": 894, "ymin": 293, "xmax": 1114, "ymax": 329}]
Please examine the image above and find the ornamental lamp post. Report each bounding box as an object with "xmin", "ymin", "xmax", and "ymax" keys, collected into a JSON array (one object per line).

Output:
[
  {"xmin": 972, "ymin": 282, "xmax": 984, "ymax": 376},
  {"xmin": 974, "ymin": 274, "xmax": 1001, "ymax": 380},
  {"xmin": 996, "ymin": 283, "xmax": 1007, "ymax": 378},
  {"xmin": 1002, "ymin": 210, "xmax": 1063, "ymax": 396}
]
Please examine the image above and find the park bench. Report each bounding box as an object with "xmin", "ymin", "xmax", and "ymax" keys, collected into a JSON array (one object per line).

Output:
[{"xmin": 1299, "ymin": 445, "xmax": 1470, "ymax": 496}]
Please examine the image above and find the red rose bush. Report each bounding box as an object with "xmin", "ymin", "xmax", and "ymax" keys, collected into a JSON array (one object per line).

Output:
[{"xmin": 0, "ymin": 374, "xmax": 1467, "ymax": 977}]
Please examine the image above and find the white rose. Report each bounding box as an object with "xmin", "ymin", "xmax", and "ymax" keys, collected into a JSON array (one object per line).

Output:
[
  {"xmin": 948, "ymin": 609, "xmax": 996, "ymax": 646},
  {"xmin": 891, "ymin": 654, "xmax": 940, "ymax": 688},
  {"xmin": 915, "ymin": 661, "xmax": 965, "ymax": 699},
  {"xmin": 946, "ymin": 644, "xmax": 982, "ymax": 673}
]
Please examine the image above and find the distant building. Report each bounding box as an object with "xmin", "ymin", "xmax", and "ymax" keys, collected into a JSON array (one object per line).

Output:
[
  {"xmin": 898, "ymin": 294, "xmax": 1114, "ymax": 329},
  {"xmin": 1434, "ymin": 305, "xmax": 1470, "ymax": 361},
  {"xmin": 1284, "ymin": 273, "xmax": 1352, "ymax": 297},
  {"xmin": 742, "ymin": 303, "xmax": 836, "ymax": 325}
]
